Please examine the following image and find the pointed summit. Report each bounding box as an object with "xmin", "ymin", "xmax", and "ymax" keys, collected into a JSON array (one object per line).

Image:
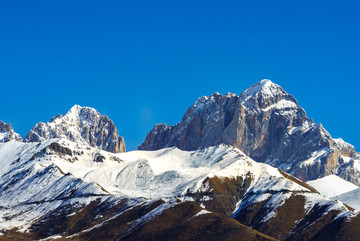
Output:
[
  {"xmin": 65, "ymin": 104, "xmax": 96, "ymax": 116},
  {"xmin": 0, "ymin": 120, "xmax": 22, "ymax": 142},
  {"xmin": 24, "ymin": 105, "xmax": 125, "ymax": 153},
  {"xmin": 239, "ymin": 79, "xmax": 300, "ymax": 114},
  {"xmin": 240, "ymin": 79, "xmax": 286, "ymax": 101},
  {"xmin": 139, "ymin": 79, "xmax": 306, "ymax": 153},
  {"xmin": 139, "ymin": 79, "xmax": 360, "ymax": 184},
  {"xmin": 60, "ymin": 104, "xmax": 103, "ymax": 125},
  {"xmin": 249, "ymin": 79, "xmax": 277, "ymax": 90}
]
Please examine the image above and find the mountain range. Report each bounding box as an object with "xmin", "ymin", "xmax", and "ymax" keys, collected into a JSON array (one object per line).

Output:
[{"xmin": 0, "ymin": 79, "xmax": 359, "ymax": 241}]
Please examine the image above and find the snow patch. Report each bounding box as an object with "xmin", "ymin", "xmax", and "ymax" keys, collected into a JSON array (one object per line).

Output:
[
  {"xmin": 193, "ymin": 210, "xmax": 212, "ymax": 217},
  {"xmin": 334, "ymin": 188, "xmax": 360, "ymax": 210},
  {"xmin": 262, "ymin": 99, "xmax": 297, "ymax": 112},
  {"xmin": 307, "ymin": 175, "xmax": 359, "ymax": 198},
  {"xmin": 288, "ymin": 121, "xmax": 314, "ymax": 135}
]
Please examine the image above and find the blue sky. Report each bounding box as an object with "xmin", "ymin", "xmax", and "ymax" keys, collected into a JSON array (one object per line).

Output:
[{"xmin": 1, "ymin": 0, "xmax": 359, "ymax": 151}]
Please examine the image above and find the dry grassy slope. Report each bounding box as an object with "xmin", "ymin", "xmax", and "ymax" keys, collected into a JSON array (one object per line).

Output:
[
  {"xmin": 181, "ymin": 174, "xmax": 356, "ymax": 241},
  {"xmin": 0, "ymin": 198, "xmax": 277, "ymax": 241},
  {"xmin": 0, "ymin": 236, "xmax": 13, "ymax": 241},
  {"xmin": 1, "ymin": 198, "xmax": 165, "ymax": 241},
  {"xmin": 192, "ymin": 176, "xmax": 308, "ymax": 240},
  {"xmin": 119, "ymin": 201, "xmax": 278, "ymax": 241},
  {"xmin": 310, "ymin": 212, "xmax": 360, "ymax": 241},
  {"xmin": 234, "ymin": 193, "xmax": 351, "ymax": 241},
  {"xmin": 184, "ymin": 175, "xmax": 252, "ymax": 217}
]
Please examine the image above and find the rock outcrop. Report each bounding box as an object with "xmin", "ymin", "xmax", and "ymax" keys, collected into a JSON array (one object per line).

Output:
[
  {"xmin": 0, "ymin": 120, "xmax": 22, "ymax": 142},
  {"xmin": 24, "ymin": 105, "xmax": 125, "ymax": 153},
  {"xmin": 139, "ymin": 79, "xmax": 358, "ymax": 183}
]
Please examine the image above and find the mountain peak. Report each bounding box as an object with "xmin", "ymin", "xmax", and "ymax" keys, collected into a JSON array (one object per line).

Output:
[
  {"xmin": 63, "ymin": 104, "xmax": 100, "ymax": 120},
  {"xmin": 259, "ymin": 78, "xmax": 274, "ymax": 85},
  {"xmin": 67, "ymin": 104, "xmax": 82, "ymax": 114},
  {"xmin": 67, "ymin": 104, "xmax": 97, "ymax": 114},
  {"xmin": 0, "ymin": 120, "xmax": 22, "ymax": 143},
  {"xmin": 24, "ymin": 105, "xmax": 125, "ymax": 153},
  {"xmin": 240, "ymin": 79, "xmax": 284, "ymax": 101}
]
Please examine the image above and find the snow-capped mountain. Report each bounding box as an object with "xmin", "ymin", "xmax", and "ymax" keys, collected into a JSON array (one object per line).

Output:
[
  {"xmin": 0, "ymin": 120, "xmax": 22, "ymax": 143},
  {"xmin": 0, "ymin": 138, "xmax": 359, "ymax": 240},
  {"xmin": 139, "ymin": 79, "xmax": 360, "ymax": 184},
  {"xmin": 1, "ymin": 80, "xmax": 360, "ymax": 240},
  {"xmin": 24, "ymin": 105, "xmax": 126, "ymax": 153}
]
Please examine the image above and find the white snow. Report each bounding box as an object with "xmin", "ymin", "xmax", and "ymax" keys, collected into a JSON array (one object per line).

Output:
[
  {"xmin": 301, "ymin": 192, "xmax": 352, "ymax": 223},
  {"xmin": 0, "ymin": 138, "xmax": 350, "ymax": 233},
  {"xmin": 333, "ymin": 188, "xmax": 360, "ymax": 210},
  {"xmin": 241, "ymin": 79, "xmax": 278, "ymax": 98},
  {"xmin": 193, "ymin": 209, "xmax": 212, "ymax": 217},
  {"xmin": 307, "ymin": 175, "xmax": 359, "ymax": 198},
  {"xmin": 125, "ymin": 200, "xmax": 177, "ymax": 234},
  {"xmin": 261, "ymin": 193, "xmax": 292, "ymax": 222},
  {"xmin": 0, "ymin": 132, "xmax": 7, "ymax": 141},
  {"xmin": 43, "ymin": 141, "xmax": 308, "ymax": 200},
  {"xmin": 288, "ymin": 120, "xmax": 314, "ymax": 135},
  {"xmin": 353, "ymin": 159, "xmax": 360, "ymax": 171},
  {"xmin": 342, "ymin": 156, "xmax": 352, "ymax": 164},
  {"xmin": 0, "ymin": 139, "xmax": 313, "ymax": 207},
  {"xmin": 0, "ymin": 131, "xmax": 22, "ymax": 143},
  {"xmin": 41, "ymin": 235, "xmax": 63, "ymax": 240},
  {"xmin": 334, "ymin": 138, "xmax": 355, "ymax": 151},
  {"xmin": 300, "ymin": 147, "xmax": 330, "ymax": 166},
  {"xmin": 262, "ymin": 99, "xmax": 297, "ymax": 112}
]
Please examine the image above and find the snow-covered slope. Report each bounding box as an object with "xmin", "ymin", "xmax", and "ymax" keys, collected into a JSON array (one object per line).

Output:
[
  {"xmin": 307, "ymin": 175, "xmax": 359, "ymax": 198},
  {"xmin": 0, "ymin": 139, "xmax": 309, "ymax": 201},
  {"xmin": 0, "ymin": 139, "xmax": 358, "ymax": 240},
  {"xmin": 53, "ymin": 142, "xmax": 311, "ymax": 200},
  {"xmin": 24, "ymin": 105, "xmax": 125, "ymax": 153},
  {"xmin": 0, "ymin": 140, "xmax": 112, "ymax": 231},
  {"xmin": 333, "ymin": 188, "xmax": 360, "ymax": 210},
  {"xmin": 0, "ymin": 120, "xmax": 22, "ymax": 142}
]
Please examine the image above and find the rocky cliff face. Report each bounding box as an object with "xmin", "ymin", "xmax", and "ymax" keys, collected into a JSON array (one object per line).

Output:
[
  {"xmin": 24, "ymin": 105, "xmax": 125, "ymax": 153},
  {"xmin": 139, "ymin": 80, "xmax": 358, "ymax": 183},
  {"xmin": 0, "ymin": 120, "xmax": 22, "ymax": 142}
]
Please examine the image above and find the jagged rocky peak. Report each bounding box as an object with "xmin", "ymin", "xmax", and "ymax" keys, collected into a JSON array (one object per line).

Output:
[
  {"xmin": 239, "ymin": 79, "xmax": 301, "ymax": 112},
  {"xmin": 240, "ymin": 79, "xmax": 283, "ymax": 100},
  {"xmin": 334, "ymin": 138, "xmax": 356, "ymax": 157},
  {"xmin": 0, "ymin": 120, "xmax": 22, "ymax": 143},
  {"xmin": 24, "ymin": 105, "xmax": 126, "ymax": 153},
  {"xmin": 140, "ymin": 79, "xmax": 307, "ymax": 153},
  {"xmin": 139, "ymin": 79, "xmax": 358, "ymax": 184}
]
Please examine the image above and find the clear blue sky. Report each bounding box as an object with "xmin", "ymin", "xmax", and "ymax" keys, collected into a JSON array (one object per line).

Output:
[{"xmin": 1, "ymin": 0, "xmax": 359, "ymax": 151}]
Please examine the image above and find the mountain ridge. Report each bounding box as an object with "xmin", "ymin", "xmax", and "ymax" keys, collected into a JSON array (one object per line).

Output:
[
  {"xmin": 139, "ymin": 79, "xmax": 360, "ymax": 185},
  {"xmin": 24, "ymin": 104, "xmax": 126, "ymax": 153},
  {"xmin": 1, "ymin": 80, "xmax": 360, "ymax": 240},
  {"xmin": 0, "ymin": 138, "xmax": 358, "ymax": 240},
  {"xmin": 0, "ymin": 120, "xmax": 22, "ymax": 143}
]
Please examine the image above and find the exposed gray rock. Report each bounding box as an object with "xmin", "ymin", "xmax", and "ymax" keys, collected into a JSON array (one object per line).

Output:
[
  {"xmin": 334, "ymin": 138, "xmax": 356, "ymax": 157},
  {"xmin": 139, "ymin": 79, "xmax": 358, "ymax": 183},
  {"xmin": 0, "ymin": 120, "xmax": 22, "ymax": 142},
  {"xmin": 24, "ymin": 105, "xmax": 125, "ymax": 153}
]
